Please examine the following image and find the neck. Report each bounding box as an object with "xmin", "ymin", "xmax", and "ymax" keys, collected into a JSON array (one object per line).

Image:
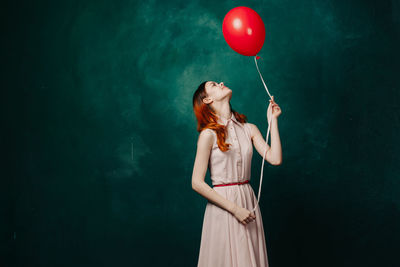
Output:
[{"xmin": 214, "ymin": 102, "xmax": 232, "ymax": 120}]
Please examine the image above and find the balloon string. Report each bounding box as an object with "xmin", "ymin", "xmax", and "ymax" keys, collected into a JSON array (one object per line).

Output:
[
  {"xmin": 251, "ymin": 54, "xmax": 273, "ymax": 213},
  {"xmin": 254, "ymin": 55, "xmax": 273, "ymax": 99}
]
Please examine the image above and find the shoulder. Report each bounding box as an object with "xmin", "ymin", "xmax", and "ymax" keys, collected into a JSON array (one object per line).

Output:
[
  {"xmin": 197, "ymin": 128, "xmax": 216, "ymax": 148},
  {"xmin": 245, "ymin": 122, "xmax": 263, "ymax": 139},
  {"xmin": 245, "ymin": 122, "xmax": 256, "ymax": 138},
  {"xmin": 199, "ymin": 128, "xmax": 216, "ymax": 137}
]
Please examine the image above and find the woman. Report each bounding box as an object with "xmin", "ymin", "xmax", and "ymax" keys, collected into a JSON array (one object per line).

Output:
[{"xmin": 191, "ymin": 81, "xmax": 282, "ymax": 267}]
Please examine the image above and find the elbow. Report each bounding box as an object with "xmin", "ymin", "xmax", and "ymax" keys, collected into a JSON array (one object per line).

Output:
[
  {"xmin": 272, "ymin": 159, "xmax": 282, "ymax": 165},
  {"xmin": 192, "ymin": 181, "xmax": 201, "ymax": 192},
  {"xmin": 192, "ymin": 180, "xmax": 207, "ymax": 192}
]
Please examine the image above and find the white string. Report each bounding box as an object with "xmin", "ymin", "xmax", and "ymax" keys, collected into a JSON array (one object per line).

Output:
[
  {"xmin": 250, "ymin": 54, "xmax": 273, "ymax": 213},
  {"xmin": 254, "ymin": 55, "xmax": 272, "ymax": 98}
]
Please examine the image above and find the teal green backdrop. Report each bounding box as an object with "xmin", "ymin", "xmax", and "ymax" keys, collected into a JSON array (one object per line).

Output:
[{"xmin": 3, "ymin": 0, "xmax": 400, "ymax": 266}]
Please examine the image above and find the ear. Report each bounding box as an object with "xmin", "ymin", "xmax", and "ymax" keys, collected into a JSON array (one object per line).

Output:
[{"xmin": 202, "ymin": 97, "xmax": 212, "ymax": 104}]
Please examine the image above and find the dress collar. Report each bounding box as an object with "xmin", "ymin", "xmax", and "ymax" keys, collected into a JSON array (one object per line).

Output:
[{"xmin": 217, "ymin": 112, "xmax": 242, "ymax": 127}]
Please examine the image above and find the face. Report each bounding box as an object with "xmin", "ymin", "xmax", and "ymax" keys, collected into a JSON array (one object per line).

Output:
[{"xmin": 203, "ymin": 81, "xmax": 232, "ymax": 104}]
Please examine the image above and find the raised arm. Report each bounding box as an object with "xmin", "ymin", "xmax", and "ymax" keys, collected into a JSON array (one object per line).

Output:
[
  {"xmin": 191, "ymin": 129, "xmax": 237, "ymax": 214},
  {"xmin": 248, "ymin": 121, "xmax": 282, "ymax": 165}
]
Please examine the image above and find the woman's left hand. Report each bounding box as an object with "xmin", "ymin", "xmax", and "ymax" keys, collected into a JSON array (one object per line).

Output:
[{"xmin": 267, "ymin": 95, "xmax": 282, "ymax": 121}]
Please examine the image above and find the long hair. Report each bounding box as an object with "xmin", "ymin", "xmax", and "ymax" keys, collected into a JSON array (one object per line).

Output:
[{"xmin": 192, "ymin": 81, "xmax": 247, "ymax": 152}]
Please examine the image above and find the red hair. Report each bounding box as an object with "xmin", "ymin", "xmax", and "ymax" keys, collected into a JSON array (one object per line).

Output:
[{"xmin": 192, "ymin": 81, "xmax": 247, "ymax": 152}]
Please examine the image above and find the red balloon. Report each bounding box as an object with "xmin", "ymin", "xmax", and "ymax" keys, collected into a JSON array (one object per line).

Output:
[{"xmin": 222, "ymin": 6, "xmax": 266, "ymax": 56}]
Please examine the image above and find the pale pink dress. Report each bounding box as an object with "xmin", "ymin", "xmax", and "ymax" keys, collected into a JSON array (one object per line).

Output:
[{"xmin": 197, "ymin": 113, "xmax": 270, "ymax": 267}]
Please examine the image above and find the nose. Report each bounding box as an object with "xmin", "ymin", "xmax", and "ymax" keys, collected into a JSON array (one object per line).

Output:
[{"xmin": 220, "ymin": 82, "xmax": 224, "ymax": 87}]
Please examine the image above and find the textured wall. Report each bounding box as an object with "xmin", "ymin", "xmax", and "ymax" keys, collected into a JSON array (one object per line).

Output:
[{"xmin": 3, "ymin": 0, "xmax": 400, "ymax": 266}]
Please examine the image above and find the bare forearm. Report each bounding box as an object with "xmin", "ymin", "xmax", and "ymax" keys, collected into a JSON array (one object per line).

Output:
[
  {"xmin": 269, "ymin": 118, "xmax": 282, "ymax": 164},
  {"xmin": 192, "ymin": 181, "xmax": 237, "ymax": 214}
]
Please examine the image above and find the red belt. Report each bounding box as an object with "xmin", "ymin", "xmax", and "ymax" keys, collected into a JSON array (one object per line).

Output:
[{"xmin": 213, "ymin": 180, "xmax": 249, "ymax": 187}]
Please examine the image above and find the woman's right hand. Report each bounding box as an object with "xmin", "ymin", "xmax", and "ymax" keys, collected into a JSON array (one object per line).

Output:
[{"xmin": 231, "ymin": 205, "xmax": 256, "ymax": 225}]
